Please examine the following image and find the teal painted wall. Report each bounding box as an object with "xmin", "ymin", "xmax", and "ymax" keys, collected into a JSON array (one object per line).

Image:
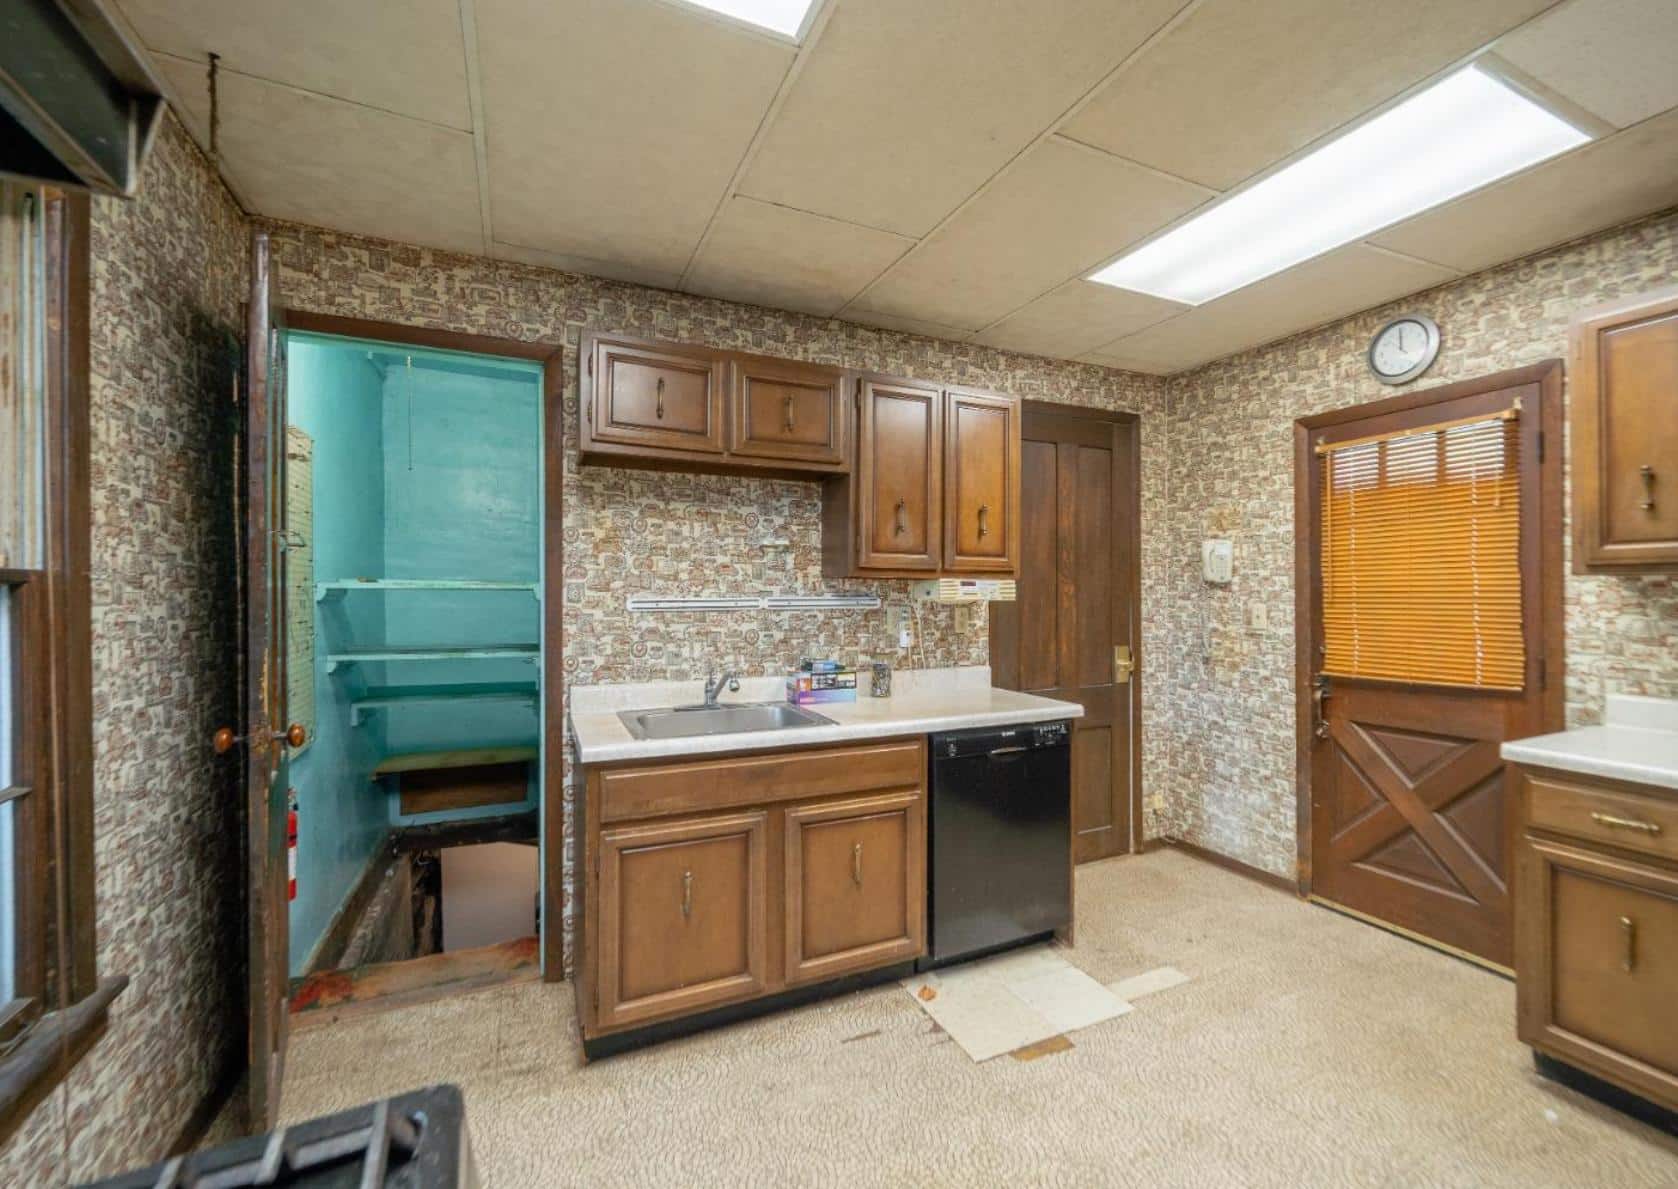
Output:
[{"xmin": 286, "ymin": 334, "xmax": 391, "ymax": 975}]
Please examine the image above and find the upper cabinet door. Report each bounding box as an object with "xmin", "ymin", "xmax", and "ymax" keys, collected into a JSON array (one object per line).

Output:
[
  {"xmin": 857, "ymin": 379, "xmax": 942, "ymax": 572},
  {"xmin": 1571, "ymin": 288, "xmax": 1678, "ymax": 572},
  {"xmin": 943, "ymin": 387, "xmax": 1020, "ymax": 573},
  {"xmin": 585, "ymin": 335, "xmax": 726, "ymax": 456},
  {"xmin": 728, "ymin": 355, "xmax": 846, "ymax": 468}
]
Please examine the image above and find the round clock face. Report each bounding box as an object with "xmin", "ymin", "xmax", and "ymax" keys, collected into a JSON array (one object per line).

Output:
[{"xmin": 1369, "ymin": 314, "xmax": 1440, "ymax": 384}]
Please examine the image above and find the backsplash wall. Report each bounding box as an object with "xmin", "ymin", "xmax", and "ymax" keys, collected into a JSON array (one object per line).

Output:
[
  {"xmin": 1160, "ymin": 206, "xmax": 1678, "ymax": 879},
  {"xmin": 264, "ymin": 222, "xmax": 1172, "ymax": 971}
]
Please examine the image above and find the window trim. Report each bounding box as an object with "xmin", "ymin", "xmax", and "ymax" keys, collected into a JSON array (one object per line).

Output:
[{"xmin": 0, "ymin": 187, "xmax": 125, "ymax": 1144}]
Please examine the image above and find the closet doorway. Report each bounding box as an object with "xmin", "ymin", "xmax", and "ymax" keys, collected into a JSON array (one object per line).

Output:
[{"xmin": 275, "ymin": 311, "xmax": 563, "ymax": 1023}]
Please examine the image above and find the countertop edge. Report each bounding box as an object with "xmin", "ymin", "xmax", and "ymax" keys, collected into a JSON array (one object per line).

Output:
[{"xmin": 1502, "ymin": 732, "xmax": 1678, "ymax": 792}]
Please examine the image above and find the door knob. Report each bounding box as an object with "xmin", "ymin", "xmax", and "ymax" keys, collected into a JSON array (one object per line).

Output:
[{"xmin": 213, "ymin": 723, "xmax": 307, "ymax": 753}]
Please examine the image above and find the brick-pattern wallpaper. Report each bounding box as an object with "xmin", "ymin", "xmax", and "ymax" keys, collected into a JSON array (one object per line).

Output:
[
  {"xmin": 1160, "ymin": 207, "xmax": 1678, "ymax": 878},
  {"xmin": 0, "ymin": 116, "xmax": 247, "ymax": 1184},
  {"xmin": 262, "ymin": 221, "xmax": 1172, "ymax": 973}
]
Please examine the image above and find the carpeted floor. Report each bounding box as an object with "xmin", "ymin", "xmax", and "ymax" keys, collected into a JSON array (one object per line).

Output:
[{"xmin": 280, "ymin": 848, "xmax": 1678, "ymax": 1186}]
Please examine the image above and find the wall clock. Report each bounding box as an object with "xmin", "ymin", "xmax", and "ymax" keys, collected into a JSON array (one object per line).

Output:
[{"xmin": 1368, "ymin": 314, "xmax": 1440, "ymax": 385}]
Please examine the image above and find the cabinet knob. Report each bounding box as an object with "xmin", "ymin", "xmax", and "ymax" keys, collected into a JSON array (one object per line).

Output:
[
  {"xmin": 784, "ymin": 393, "xmax": 795, "ymax": 433},
  {"xmin": 681, "ymin": 869, "xmax": 693, "ymax": 919},
  {"xmin": 655, "ymin": 376, "xmax": 665, "ymax": 420},
  {"xmin": 1621, "ymin": 915, "xmax": 1637, "ymax": 973},
  {"xmin": 852, "ymin": 842, "xmax": 863, "ymax": 887},
  {"xmin": 977, "ymin": 503, "xmax": 990, "ymax": 539},
  {"xmin": 893, "ymin": 498, "xmax": 907, "ymax": 536},
  {"xmin": 1640, "ymin": 464, "xmax": 1656, "ymax": 511}
]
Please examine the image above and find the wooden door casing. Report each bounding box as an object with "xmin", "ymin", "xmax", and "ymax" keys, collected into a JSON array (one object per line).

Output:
[
  {"xmin": 990, "ymin": 404, "xmax": 1139, "ymax": 863},
  {"xmin": 943, "ymin": 387, "xmax": 1019, "ymax": 572},
  {"xmin": 784, "ymin": 791, "xmax": 924, "ymax": 985},
  {"xmin": 1297, "ymin": 362, "xmax": 1565, "ymax": 968},
  {"xmin": 729, "ymin": 356, "xmax": 845, "ymax": 467},
  {"xmin": 856, "ymin": 378, "xmax": 942, "ymax": 572}
]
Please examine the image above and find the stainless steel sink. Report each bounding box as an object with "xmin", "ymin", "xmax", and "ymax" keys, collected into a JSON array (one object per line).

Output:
[{"xmin": 617, "ymin": 701, "xmax": 834, "ymax": 740}]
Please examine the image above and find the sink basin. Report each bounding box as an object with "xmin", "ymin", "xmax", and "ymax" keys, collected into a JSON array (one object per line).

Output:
[{"xmin": 618, "ymin": 701, "xmax": 834, "ymax": 741}]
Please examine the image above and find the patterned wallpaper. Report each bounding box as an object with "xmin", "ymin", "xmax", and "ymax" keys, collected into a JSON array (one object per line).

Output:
[
  {"xmin": 261, "ymin": 219, "xmax": 1172, "ymax": 974},
  {"xmin": 0, "ymin": 116, "xmax": 248, "ymax": 1183},
  {"xmin": 1159, "ymin": 207, "xmax": 1678, "ymax": 879}
]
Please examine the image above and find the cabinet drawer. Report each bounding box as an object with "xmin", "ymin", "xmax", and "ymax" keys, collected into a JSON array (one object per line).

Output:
[
  {"xmin": 588, "ymin": 338, "xmax": 725, "ymax": 454},
  {"xmin": 596, "ymin": 811, "xmax": 768, "ymax": 1029},
  {"xmin": 597, "ymin": 739, "xmax": 925, "ymax": 822},
  {"xmin": 729, "ymin": 357, "xmax": 845, "ymax": 467},
  {"xmin": 785, "ymin": 791, "xmax": 924, "ymax": 984},
  {"xmin": 1524, "ymin": 773, "xmax": 1678, "ymax": 864}
]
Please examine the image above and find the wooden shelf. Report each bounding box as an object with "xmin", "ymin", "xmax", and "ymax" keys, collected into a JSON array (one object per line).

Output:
[
  {"xmin": 350, "ymin": 682, "xmax": 539, "ymax": 726},
  {"xmin": 374, "ymin": 746, "xmax": 539, "ymax": 778},
  {"xmin": 325, "ymin": 644, "xmax": 539, "ymax": 673},
  {"xmin": 317, "ymin": 578, "xmax": 539, "ymax": 601}
]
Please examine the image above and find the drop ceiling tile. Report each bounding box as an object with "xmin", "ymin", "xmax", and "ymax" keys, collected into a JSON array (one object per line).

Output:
[
  {"xmin": 157, "ymin": 56, "xmax": 484, "ymax": 255},
  {"xmin": 839, "ymin": 309, "xmax": 973, "ymax": 343},
  {"xmin": 1061, "ymin": 0, "xmax": 1555, "ymax": 191},
  {"xmin": 492, "ymin": 241, "xmax": 684, "ymax": 291},
  {"xmin": 852, "ymin": 138, "xmax": 1210, "ymax": 331},
  {"xmin": 1371, "ymin": 106, "xmax": 1678, "ymax": 275},
  {"xmin": 477, "ymin": 0, "xmax": 794, "ymax": 278},
  {"xmin": 117, "ymin": 0, "xmax": 471, "ymax": 129},
  {"xmin": 972, "ymin": 281, "xmax": 1187, "ymax": 361},
  {"xmin": 1092, "ymin": 244, "xmax": 1459, "ymax": 373},
  {"xmin": 739, "ymin": 0, "xmax": 1186, "ymax": 238},
  {"xmin": 686, "ymin": 197, "xmax": 914, "ymax": 316},
  {"xmin": 1495, "ymin": 0, "xmax": 1678, "ymax": 128}
]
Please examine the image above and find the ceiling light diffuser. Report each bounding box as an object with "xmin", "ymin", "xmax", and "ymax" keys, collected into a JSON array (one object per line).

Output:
[
  {"xmin": 679, "ymin": 0, "xmax": 818, "ymax": 38},
  {"xmin": 1088, "ymin": 66, "xmax": 1591, "ymax": 306}
]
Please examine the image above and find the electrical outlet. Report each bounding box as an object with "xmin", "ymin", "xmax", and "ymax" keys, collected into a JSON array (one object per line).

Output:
[{"xmin": 955, "ymin": 605, "xmax": 972, "ymax": 634}]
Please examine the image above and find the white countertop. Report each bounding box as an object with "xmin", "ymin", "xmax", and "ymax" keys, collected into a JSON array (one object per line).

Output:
[
  {"xmin": 1501, "ymin": 695, "xmax": 1678, "ymax": 791},
  {"xmin": 568, "ymin": 667, "xmax": 1085, "ymax": 765}
]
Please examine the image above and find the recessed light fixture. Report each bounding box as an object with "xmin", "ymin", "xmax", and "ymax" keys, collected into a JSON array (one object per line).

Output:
[
  {"xmin": 1087, "ymin": 66, "xmax": 1591, "ymax": 306},
  {"xmin": 680, "ymin": 0, "xmax": 818, "ymax": 38}
]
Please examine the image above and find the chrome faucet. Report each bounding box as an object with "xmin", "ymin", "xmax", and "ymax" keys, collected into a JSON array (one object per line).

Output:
[{"xmin": 703, "ymin": 671, "xmax": 741, "ymax": 707}]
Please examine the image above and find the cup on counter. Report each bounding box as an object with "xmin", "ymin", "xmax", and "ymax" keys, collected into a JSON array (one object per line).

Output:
[{"xmin": 868, "ymin": 660, "xmax": 892, "ymax": 698}]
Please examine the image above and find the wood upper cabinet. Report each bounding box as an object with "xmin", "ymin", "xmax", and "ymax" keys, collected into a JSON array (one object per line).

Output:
[
  {"xmin": 580, "ymin": 331, "xmax": 846, "ymax": 477},
  {"xmin": 784, "ymin": 790, "xmax": 924, "ymax": 985},
  {"xmin": 1570, "ymin": 287, "xmax": 1678, "ymax": 571},
  {"xmin": 729, "ymin": 356, "xmax": 846, "ymax": 468},
  {"xmin": 595, "ymin": 810, "xmax": 769, "ymax": 1031},
  {"xmin": 856, "ymin": 378, "xmax": 943, "ymax": 572},
  {"xmin": 583, "ymin": 335, "xmax": 726, "ymax": 457},
  {"xmin": 943, "ymin": 387, "xmax": 1019, "ymax": 573}
]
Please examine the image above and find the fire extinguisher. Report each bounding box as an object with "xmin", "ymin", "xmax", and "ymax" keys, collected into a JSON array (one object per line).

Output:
[{"xmin": 287, "ymin": 789, "xmax": 298, "ymax": 902}]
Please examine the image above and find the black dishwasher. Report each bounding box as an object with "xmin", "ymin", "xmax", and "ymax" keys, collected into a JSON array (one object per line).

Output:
[{"xmin": 922, "ymin": 720, "xmax": 1072, "ymax": 969}]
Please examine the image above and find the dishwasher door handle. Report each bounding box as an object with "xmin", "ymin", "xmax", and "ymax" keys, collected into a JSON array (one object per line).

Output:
[{"xmin": 988, "ymin": 745, "xmax": 1029, "ymax": 757}]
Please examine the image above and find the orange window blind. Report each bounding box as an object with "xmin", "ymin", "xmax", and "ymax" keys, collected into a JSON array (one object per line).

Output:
[{"xmin": 1319, "ymin": 407, "xmax": 1524, "ymax": 690}]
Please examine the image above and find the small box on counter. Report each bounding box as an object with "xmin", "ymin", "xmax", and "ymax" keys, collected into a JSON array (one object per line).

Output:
[
  {"xmin": 786, "ymin": 667, "xmax": 857, "ymax": 704},
  {"xmin": 797, "ymin": 657, "xmax": 845, "ymax": 674}
]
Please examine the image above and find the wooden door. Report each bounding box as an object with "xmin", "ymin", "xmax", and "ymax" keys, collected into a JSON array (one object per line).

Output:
[
  {"xmin": 1300, "ymin": 364, "xmax": 1563, "ymax": 968},
  {"xmin": 943, "ymin": 388, "xmax": 1019, "ymax": 573},
  {"xmin": 596, "ymin": 811, "xmax": 768, "ymax": 1029},
  {"xmin": 728, "ymin": 355, "xmax": 845, "ymax": 467},
  {"xmin": 240, "ymin": 230, "xmax": 297, "ymax": 1128},
  {"xmin": 784, "ymin": 791, "xmax": 924, "ymax": 984},
  {"xmin": 989, "ymin": 405, "xmax": 1138, "ymax": 863},
  {"xmin": 856, "ymin": 378, "xmax": 941, "ymax": 572},
  {"xmin": 584, "ymin": 335, "xmax": 725, "ymax": 455}
]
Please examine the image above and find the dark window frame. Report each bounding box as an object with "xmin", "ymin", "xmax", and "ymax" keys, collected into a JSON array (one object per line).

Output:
[{"xmin": 0, "ymin": 187, "xmax": 125, "ymax": 1144}]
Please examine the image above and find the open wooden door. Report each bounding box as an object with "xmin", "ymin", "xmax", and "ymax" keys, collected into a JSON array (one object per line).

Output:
[{"xmin": 219, "ymin": 229, "xmax": 302, "ymax": 1128}]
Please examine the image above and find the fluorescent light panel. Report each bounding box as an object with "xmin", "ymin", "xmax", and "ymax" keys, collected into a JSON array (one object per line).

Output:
[
  {"xmin": 681, "ymin": 0, "xmax": 817, "ymax": 37},
  {"xmin": 1088, "ymin": 67, "xmax": 1591, "ymax": 306}
]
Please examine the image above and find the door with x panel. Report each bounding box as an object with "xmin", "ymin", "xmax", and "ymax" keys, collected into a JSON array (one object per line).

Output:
[{"xmin": 1302, "ymin": 364, "xmax": 1562, "ymax": 968}]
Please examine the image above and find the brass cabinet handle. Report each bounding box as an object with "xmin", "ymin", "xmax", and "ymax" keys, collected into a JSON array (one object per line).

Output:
[
  {"xmin": 852, "ymin": 842, "xmax": 863, "ymax": 887},
  {"xmin": 894, "ymin": 498, "xmax": 907, "ymax": 536},
  {"xmin": 656, "ymin": 376, "xmax": 665, "ymax": 420},
  {"xmin": 1312, "ymin": 676, "xmax": 1330, "ymax": 740},
  {"xmin": 784, "ymin": 394, "xmax": 795, "ymax": 433},
  {"xmin": 1590, "ymin": 811, "xmax": 1662, "ymax": 835},
  {"xmin": 1621, "ymin": 915, "xmax": 1637, "ymax": 973},
  {"xmin": 977, "ymin": 503, "xmax": 990, "ymax": 538},
  {"xmin": 681, "ymin": 869, "xmax": 693, "ymax": 919},
  {"xmin": 1640, "ymin": 464, "xmax": 1657, "ymax": 511}
]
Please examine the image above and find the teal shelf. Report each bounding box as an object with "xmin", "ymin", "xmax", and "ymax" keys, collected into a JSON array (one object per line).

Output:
[
  {"xmin": 350, "ymin": 681, "xmax": 539, "ymax": 726},
  {"xmin": 317, "ymin": 578, "xmax": 539, "ymax": 602},
  {"xmin": 325, "ymin": 644, "xmax": 539, "ymax": 674}
]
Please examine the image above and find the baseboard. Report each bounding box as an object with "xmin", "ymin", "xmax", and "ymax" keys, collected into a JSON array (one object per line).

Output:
[
  {"xmin": 300, "ymin": 832, "xmax": 394, "ymax": 977},
  {"xmin": 1159, "ymin": 837, "xmax": 1297, "ymax": 894},
  {"xmin": 167, "ymin": 1052, "xmax": 244, "ymax": 1155}
]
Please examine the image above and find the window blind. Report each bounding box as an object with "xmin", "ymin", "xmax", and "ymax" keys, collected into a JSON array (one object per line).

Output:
[{"xmin": 1319, "ymin": 406, "xmax": 1524, "ymax": 690}]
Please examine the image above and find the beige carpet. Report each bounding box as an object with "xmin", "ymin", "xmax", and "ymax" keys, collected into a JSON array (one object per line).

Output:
[{"xmin": 280, "ymin": 849, "xmax": 1678, "ymax": 1186}]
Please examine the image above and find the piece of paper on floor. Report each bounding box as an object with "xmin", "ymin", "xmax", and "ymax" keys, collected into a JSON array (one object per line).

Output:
[
  {"xmin": 1107, "ymin": 965, "xmax": 1192, "ymax": 1002},
  {"xmin": 902, "ymin": 946, "xmax": 1132, "ymax": 1062}
]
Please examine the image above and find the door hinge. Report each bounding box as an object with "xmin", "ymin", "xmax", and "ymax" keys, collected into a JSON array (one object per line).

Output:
[{"xmin": 1537, "ymin": 431, "xmax": 1545, "ymax": 464}]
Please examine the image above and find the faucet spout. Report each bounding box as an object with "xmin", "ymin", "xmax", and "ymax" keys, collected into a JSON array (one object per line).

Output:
[{"xmin": 704, "ymin": 671, "xmax": 741, "ymax": 707}]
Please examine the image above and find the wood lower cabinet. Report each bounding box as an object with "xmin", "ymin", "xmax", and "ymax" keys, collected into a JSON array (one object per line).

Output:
[
  {"xmin": 1515, "ymin": 765, "xmax": 1678, "ymax": 1112},
  {"xmin": 1570, "ymin": 286, "xmax": 1678, "ymax": 571},
  {"xmin": 579, "ymin": 738, "xmax": 926, "ymax": 1051}
]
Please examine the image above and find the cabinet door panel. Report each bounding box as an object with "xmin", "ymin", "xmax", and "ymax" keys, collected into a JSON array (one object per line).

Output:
[
  {"xmin": 730, "ymin": 358, "xmax": 845, "ymax": 466},
  {"xmin": 589, "ymin": 338, "xmax": 726, "ymax": 454},
  {"xmin": 944, "ymin": 388, "xmax": 1019, "ymax": 573},
  {"xmin": 785, "ymin": 791, "xmax": 924, "ymax": 984},
  {"xmin": 598, "ymin": 811, "xmax": 767, "ymax": 1028},
  {"xmin": 857, "ymin": 380, "xmax": 941, "ymax": 571}
]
